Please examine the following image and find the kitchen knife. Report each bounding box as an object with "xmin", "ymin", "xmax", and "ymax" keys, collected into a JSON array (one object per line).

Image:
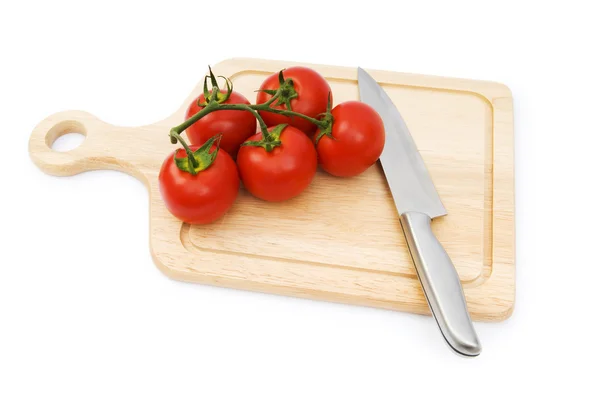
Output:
[{"xmin": 357, "ymin": 67, "xmax": 482, "ymax": 357}]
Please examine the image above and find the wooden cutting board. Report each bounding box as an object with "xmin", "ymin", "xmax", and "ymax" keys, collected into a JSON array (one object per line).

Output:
[{"xmin": 28, "ymin": 58, "xmax": 515, "ymax": 322}]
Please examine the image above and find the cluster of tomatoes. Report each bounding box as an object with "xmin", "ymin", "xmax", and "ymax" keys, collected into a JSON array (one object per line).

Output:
[{"xmin": 158, "ymin": 66, "xmax": 385, "ymax": 225}]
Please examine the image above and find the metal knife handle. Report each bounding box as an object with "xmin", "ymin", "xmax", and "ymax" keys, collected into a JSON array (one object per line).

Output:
[{"xmin": 400, "ymin": 212, "xmax": 482, "ymax": 357}]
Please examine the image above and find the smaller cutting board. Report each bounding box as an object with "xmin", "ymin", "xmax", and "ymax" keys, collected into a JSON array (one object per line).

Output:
[{"xmin": 28, "ymin": 58, "xmax": 515, "ymax": 321}]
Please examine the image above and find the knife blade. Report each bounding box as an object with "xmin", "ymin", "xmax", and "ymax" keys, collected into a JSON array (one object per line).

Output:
[{"xmin": 357, "ymin": 67, "xmax": 482, "ymax": 357}]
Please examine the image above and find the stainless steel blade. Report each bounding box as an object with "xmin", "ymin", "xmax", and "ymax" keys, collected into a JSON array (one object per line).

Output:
[{"xmin": 357, "ymin": 67, "xmax": 446, "ymax": 219}]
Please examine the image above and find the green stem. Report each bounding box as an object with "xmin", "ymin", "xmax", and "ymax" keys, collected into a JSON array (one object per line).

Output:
[
  {"xmin": 171, "ymin": 102, "xmax": 270, "ymax": 140},
  {"xmin": 172, "ymin": 102, "xmax": 219, "ymax": 134},
  {"xmin": 176, "ymin": 101, "xmax": 327, "ymax": 130},
  {"xmin": 217, "ymin": 104, "xmax": 270, "ymax": 139},
  {"xmin": 255, "ymin": 89, "xmax": 327, "ymax": 127},
  {"xmin": 260, "ymin": 106, "xmax": 328, "ymax": 128},
  {"xmin": 169, "ymin": 129, "xmax": 199, "ymax": 172},
  {"xmin": 263, "ymin": 91, "xmax": 281, "ymax": 107},
  {"xmin": 171, "ymin": 90, "xmax": 329, "ymax": 139}
]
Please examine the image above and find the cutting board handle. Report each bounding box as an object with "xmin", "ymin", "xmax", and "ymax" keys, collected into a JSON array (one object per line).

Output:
[{"xmin": 28, "ymin": 110, "xmax": 151, "ymax": 178}]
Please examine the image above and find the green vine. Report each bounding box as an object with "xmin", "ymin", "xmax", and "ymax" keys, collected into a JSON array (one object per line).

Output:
[{"xmin": 169, "ymin": 66, "xmax": 333, "ymax": 173}]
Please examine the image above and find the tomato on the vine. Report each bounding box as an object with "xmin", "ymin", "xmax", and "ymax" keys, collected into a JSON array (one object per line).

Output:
[
  {"xmin": 237, "ymin": 125, "xmax": 317, "ymax": 202},
  {"xmin": 158, "ymin": 135, "xmax": 239, "ymax": 224},
  {"xmin": 314, "ymin": 101, "xmax": 385, "ymax": 177},
  {"xmin": 185, "ymin": 90, "xmax": 256, "ymax": 158},
  {"xmin": 256, "ymin": 66, "xmax": 331, "ymax": 136}
]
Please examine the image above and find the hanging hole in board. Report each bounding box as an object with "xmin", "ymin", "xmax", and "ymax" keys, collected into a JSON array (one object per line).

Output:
[
  {"xmin": 46, "ymin": 120, "xmax": 87, "ymax": 152},
  {"xmin": 52, "ymin": 132, "xmax": 85, "ymax": 152}
]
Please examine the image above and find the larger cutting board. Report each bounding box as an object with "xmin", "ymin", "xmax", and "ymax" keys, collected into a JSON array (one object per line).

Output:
[{"xmin": 28, "ymin": 58, "xmax": 515, "ymax": 321}]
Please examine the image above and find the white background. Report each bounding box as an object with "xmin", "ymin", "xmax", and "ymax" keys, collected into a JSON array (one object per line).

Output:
[{"xmin": 1, "ymin": 0, "xmax": 598, "ymax": 396}]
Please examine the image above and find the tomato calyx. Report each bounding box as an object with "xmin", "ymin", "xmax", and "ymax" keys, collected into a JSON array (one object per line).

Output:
[
  {"xmin": 314, "ymin": 93, "xmax": 335, "ymax": 145},
  {"xmin": 196, "ymin": 66, "xmax": 234, "ymax": 107},
  {"xmin": 171, "ymin": 132, "xmax": 222, "ymax": 175},
  {"xmin": 257, "ymin": 70, "xmax": 299, "ymax": 113},
  {"xmin": 241, "ymin": 124, "xmax": 287, "ymax": 152}
]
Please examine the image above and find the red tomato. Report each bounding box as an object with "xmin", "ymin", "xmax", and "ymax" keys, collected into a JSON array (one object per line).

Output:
[
  {"xmin": 237, "ymin": 125, "xmax": 317, "ymax": 202},
  {"xmin": 158, "ymin": 145, "xmax": 239, "ymax": 224},
  {"xmin": 315, "ymin": 101, "xmax": 385, "ymax": 177},
  {"xmin": 185, "ymin": 90, "xmax": 257, "ymax": 158},
  {"xmin": 256, "ymin": 66, "xmax": 331, "ymax": 136}
]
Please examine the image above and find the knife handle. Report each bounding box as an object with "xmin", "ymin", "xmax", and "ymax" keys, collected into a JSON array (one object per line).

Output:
[{"xmin": 400, "ymin": 212, "xmax": 481, "ymax": 357}]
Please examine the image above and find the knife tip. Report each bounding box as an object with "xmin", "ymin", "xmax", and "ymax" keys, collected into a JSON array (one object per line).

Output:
[{"xmin": 357, "ymin": 67, "xmax": 368, "ymax": 80}]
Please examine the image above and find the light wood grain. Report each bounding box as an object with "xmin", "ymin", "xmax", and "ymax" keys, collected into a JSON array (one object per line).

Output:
[{"xmin": 28, "ymin": 57, "xmax": 515, "ymax": 321}]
